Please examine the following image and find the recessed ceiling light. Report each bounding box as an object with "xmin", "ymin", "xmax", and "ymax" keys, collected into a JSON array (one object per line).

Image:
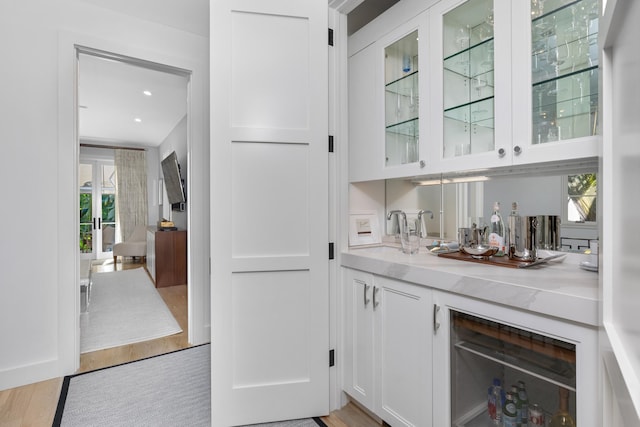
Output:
[
  {"xmin": 143, "ymin": 90, "xmax": 152, "ymax": 96},
  {"xmin": 134, "ymin": 118, "xmax": 142, "ymax": 123}
]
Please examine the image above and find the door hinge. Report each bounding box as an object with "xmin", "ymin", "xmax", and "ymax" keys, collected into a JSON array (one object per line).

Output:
[
  {"xmin": 328, "ymin": 135, "xmax": 334, "ymax": 153},
  {"xmin": 329, "ymin": 349, "xmax": 335, "ymax": 367},
  {"xmin": 328, "ymin": 28, "xmax": 334, "ymax": 46},
  {"xmin": 329, "ymin": 242, "xmax": 335, "ymax": 260}
]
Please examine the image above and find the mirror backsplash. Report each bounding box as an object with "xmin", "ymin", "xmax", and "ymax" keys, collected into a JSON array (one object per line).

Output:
[{"xmin": 384, "ymin": 171, "xmax": 598, "ymax": 253}]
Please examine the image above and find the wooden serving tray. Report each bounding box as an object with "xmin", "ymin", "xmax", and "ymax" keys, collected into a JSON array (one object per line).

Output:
[{"xmin": 438, "ymin": 250, "xmax": 533, "ymax": 269}]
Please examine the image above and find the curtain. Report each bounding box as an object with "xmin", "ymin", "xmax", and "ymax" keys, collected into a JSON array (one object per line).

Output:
[{"xmin": 114, "ymin": 149, "xmax": 148, "ymax": 242}]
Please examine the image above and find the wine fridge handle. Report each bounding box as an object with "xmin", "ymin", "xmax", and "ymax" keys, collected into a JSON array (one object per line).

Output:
[
  {"xmin": 433, "ymin": 304, "xmax": 441, "ymax": 333},
  {"xmin": 364, "ymin": 283, "xmax": 370, "ymax": 307}
]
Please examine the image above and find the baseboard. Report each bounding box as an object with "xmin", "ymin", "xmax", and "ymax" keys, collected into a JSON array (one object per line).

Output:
[{"xmin": 0, "ymin": 358, "xmax": 62, "ymax": 391}]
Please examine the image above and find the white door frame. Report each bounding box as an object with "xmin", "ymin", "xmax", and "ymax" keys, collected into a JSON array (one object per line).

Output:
[{"xmin": 57, "ymin": 32, "xmax": 210, "ymax": 374}]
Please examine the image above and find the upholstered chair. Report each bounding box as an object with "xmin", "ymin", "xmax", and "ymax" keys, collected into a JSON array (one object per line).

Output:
[{"xmin": 113, "ymin": 225, "xmax": 147, "ymax": 264}]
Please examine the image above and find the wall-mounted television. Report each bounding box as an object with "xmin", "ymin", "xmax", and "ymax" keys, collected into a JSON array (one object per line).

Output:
[{"xmin": 161, "ymin": 151, "xmax": 186, "ymax": 205}]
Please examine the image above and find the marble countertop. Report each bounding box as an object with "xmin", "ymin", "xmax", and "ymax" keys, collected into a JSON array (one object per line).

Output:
[{"xmin": 341, "ymin": 245, "xmax": 600, "ymax": 327}]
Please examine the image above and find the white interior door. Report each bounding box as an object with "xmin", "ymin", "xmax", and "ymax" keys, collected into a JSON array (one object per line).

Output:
[{"xmin": 210, "ymin": 0, "xmax": 329, "ymax": 425}]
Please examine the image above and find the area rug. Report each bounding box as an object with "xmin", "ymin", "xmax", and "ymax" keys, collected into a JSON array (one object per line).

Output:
[
  {"xmin": 80, "ymin": 267, "xmax": 182, "ymax": 353},
  {"xmin": 54, "ymin": 344, "xmax": 327, "ymax": 427},
  {"xmin": 54, "ymin": 345, "xmax": 210, "ymax": 426}
]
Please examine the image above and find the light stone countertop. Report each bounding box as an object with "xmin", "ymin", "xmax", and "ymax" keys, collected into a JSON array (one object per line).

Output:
[{"xmin": 341, "ymin": 245, "xmax": 600, "ymax": 327}]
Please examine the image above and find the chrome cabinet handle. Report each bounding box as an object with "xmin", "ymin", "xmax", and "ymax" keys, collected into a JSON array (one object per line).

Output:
[
  {"xmin": 513, "ymin": 145, "xmax": 522, "ymax": 155},
  {"xmin": 364, "ymin": 283, "xmax": 370, "ymax": 307},
  {"xmin": 433, "ymin": 304, "xmax": 441, "ymax": 333},
  {"xmin": 373, "ymin": 286, "xmax": 380, "ymax": 308},
  {"xmin": 498, "ymin": 148, "xmax": 506, "ymax": 158}
]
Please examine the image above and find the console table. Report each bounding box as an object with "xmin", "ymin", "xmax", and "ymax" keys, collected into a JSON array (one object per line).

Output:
[{"xmin": 146, "ymin": 227, "xmax": 187, "ymax": 287}]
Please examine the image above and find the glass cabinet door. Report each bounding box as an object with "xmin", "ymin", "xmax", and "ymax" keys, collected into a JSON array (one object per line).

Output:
[
  {"xmin": 442, "ymin": 0, "xmax": 495, "ymax": 159},
  {"xmin": 385, "ymin": 30, "xmax": 419, "ymax": 167},
  {"xmin": 449, "ymin": 310, "xmax": 578, "ymax": 426},
  {"xmin": 531, "ymin": 0, "xmax": 599, "ymax": 145}
]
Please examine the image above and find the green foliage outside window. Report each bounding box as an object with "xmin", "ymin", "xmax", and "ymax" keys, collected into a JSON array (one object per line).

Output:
[
  {"xmin": 79, "ymin": 193, "xmax": 116, "ymax": 253},
  {"xmin": 568, "ymin": 173, "xmax": 596, "ymax": 222}
]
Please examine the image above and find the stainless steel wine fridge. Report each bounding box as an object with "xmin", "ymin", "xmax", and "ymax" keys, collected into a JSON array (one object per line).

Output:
[{"xmin": 449, "ymin": 309, "xmax": 577, "ymax": 427}]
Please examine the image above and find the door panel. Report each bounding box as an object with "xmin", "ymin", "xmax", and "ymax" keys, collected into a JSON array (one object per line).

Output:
[
  {"xmin": 211, "ymin": 0, "xmax": 329, "ymax": 425},
  {"xmin": 79, "ymin": 161, "xmax": 116, "ymax": 259}
]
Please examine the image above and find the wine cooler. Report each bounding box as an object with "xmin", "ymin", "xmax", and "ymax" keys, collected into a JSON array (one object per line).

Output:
[{"xmin": 450, "ymin": 310, "xmax": 577, "ymax": 427}]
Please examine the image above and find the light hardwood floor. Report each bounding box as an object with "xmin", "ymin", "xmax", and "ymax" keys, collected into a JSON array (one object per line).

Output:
[{"xmin": 0, "ymin": 259, "xmax": 379, "ymax": 427}]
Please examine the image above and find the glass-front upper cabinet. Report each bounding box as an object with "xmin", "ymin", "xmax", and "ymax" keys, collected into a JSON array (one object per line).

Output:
[
  {"xmin": 531, "ymin": 0, "xmax": 598, "ymax": 144},
  {"xmin": 349, "ymin": 13, "xmax": 427, "ymax": 182},
  {"xmin": 429, "ymin": 0, "xmax": 512, "ymax": 173},
  {"xmin": 385, "ymin": 30, "xmax": 420, "ymax": 168},
  {"xmin": 443, "ymin": 0, "xmax": 495, "ymax": 159},
  {"xmin": 511, "ymin": 0, "xmax": 599, "ymax": 165}
]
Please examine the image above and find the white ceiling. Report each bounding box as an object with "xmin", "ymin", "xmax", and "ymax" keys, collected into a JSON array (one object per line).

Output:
[{"xmin": 78, "ymin": 54, "xmax": 189, "ymax": 147}]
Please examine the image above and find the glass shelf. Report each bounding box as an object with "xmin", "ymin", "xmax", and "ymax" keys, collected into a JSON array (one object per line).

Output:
[
  {"xmin": 445, "ymin": 97, "xmax": 494, "ymax": 125},
  {"xmin": 386, "ymin": 117, "xmax": 419, "ymax": 136},
  {"xmin": 452, "ymin": 313, "xmax": 577, "ymax": 390},
  {"xmin": 385, "ymin": 72, "xmax": 419, "ymax": 127},
  {"xmin": 386, "ymin": 70, "xmax": 419, "ymax": 93},
  {"xmin": 444, "ymin": 38, "xmax": 495, "ymax": 79}
]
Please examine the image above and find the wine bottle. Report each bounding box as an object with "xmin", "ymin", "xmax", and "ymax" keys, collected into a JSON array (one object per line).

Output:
[
  {"xmin": 549, "ymin": 387, "xmax": 576, "ymax": 427},
  {"xmin": 518, "ymin": 380, "xmax": 529, "ymax": 426},
  {"xmin": 488, "ymin": 202, "xmax": 507, "ymax": 256},
  {"xmin": 510, "ymin": 385, "xmax": 523, "ymax": 426},
  {"xmin": 503, "ymin": 391, "xmax": 519, "ymax": 427}
]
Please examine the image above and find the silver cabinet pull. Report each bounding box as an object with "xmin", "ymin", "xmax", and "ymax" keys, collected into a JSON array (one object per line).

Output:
[
  {"xmin": 373, "ymin": 286, "xmax": 380, "ymax": 308},
  {"xmin": 513, "ymin": 145, "xmax": 522, "ymax": 155},
  {"xmin": 364, "ymin": 283, "xmax": 370, "ymax": 307},
  {"xmin": 433, "ymin": 304, "xmax": 441, "ymax": 333}
]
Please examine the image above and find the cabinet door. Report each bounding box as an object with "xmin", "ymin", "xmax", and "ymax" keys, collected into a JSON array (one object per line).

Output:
[
  {"xmin": 349, "ymin": 43, "xmax": 382, "ymax": 182},
  {"xmin": 510, "ymin": 0, "xmax": 599, "ymax": 165},
  {"xmin": 429, "ymin": 0, "xmax": 513, "ymax": 174},
  {"xmin": 374, "ymin": 276, "xmax": 432, "ymax": 427},
  {"xmin": 343, "ymin": 268, "xmax": 375, "ymax": 410},
  {"xmin": 349, "ymin": 13, "xmax": 428, "ymax": 182}
]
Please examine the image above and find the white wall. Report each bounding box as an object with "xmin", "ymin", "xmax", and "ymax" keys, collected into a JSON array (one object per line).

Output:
[{"xmin": 0, "ymin": 0, "xmax": 209, "ymax": 390}]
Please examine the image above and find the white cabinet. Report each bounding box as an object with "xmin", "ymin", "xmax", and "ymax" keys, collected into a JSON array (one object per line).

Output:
[
  {"xmin": 428, "ymin": 0, "xmax": 513, "ymax": 173},
  {"xmin": 343, "ymin": 268, "xmax": 433, "ymax": 426},
  {"xmin": 431, "ymin": 290, "xmax": 599, "ymax": 427},
  {"xmin": 343, "ymin": 268, "xmax": 375, "ymax": 408},
  {"xmin": 349, "ymin": 43, "xmax": 381, "ymax": 183},
  {"xmin": 348, "ymin": 0, "xmax": 600, "ymax": 181},
  {"xmin": 510, "ymin": 0, "xmax": 600, "ymax": 166},
  {"xmin": 349, "ymin": 13, "xmax": 429, "ymax": 182},
  {"xmin": 428, "ymin": 0, "xmax": 599, "ymax": 174}
]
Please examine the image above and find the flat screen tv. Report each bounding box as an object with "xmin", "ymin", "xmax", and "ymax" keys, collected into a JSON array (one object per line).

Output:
[{"xmin": 161, "ymin": 151, "xmax": 186, "ymax": 205}]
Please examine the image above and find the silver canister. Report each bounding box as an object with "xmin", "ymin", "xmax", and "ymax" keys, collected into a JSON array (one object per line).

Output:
[
  {"xmin": 536, "ymin": 215, "xmax": 561, "ymax": 250},
  {"xmin": 508, "ymin": 215, "xmax": 538, "ymax": 262}
]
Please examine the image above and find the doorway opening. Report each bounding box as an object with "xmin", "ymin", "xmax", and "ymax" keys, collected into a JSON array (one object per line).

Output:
[{"xmin": 76, "ymin": 46, "xmax": 192, "ymax": 367}]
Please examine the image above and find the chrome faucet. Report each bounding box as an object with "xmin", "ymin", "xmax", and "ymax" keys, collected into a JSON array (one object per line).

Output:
[
  {"xmin": 417, "ymin": 210, "xmax": 434, "ymax": 238},
  {"xmin": 386, "ymin": 210, "xmax": 407, "ymax": 236}
]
